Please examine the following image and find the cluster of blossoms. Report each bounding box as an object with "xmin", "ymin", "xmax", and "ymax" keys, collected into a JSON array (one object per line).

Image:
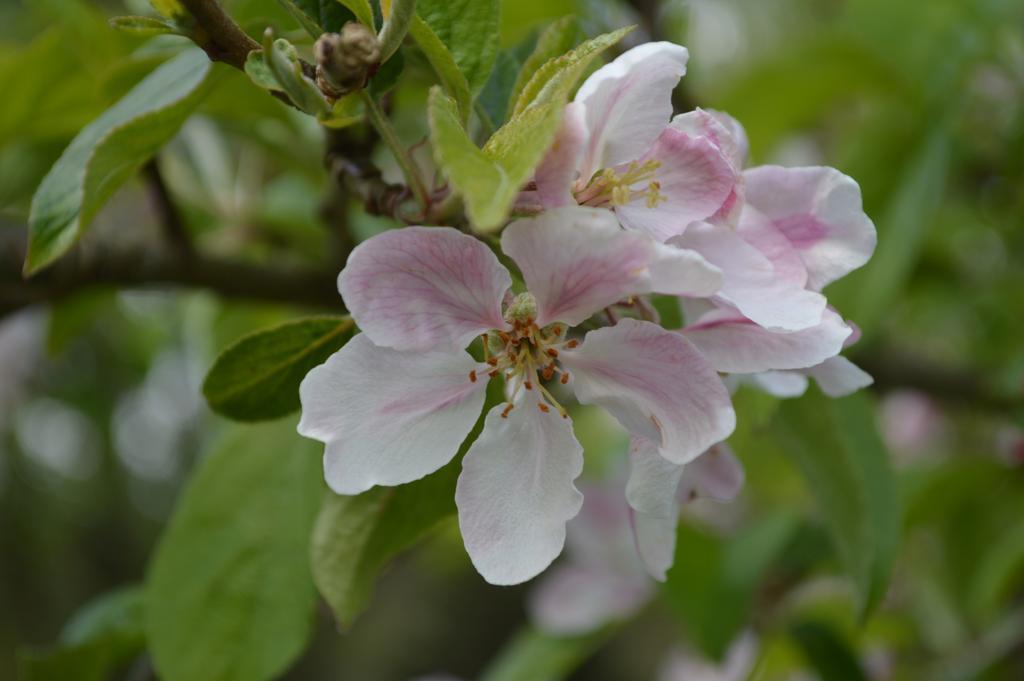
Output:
[{"xmin": 299, "ymin": 41, "xmax": 876, "ymax": 585}]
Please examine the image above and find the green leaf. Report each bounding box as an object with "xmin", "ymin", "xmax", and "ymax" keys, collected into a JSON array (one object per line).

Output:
[
  {"xmin": 409, "ymin": 14, "xmax": 472, "ymax": 121},
  {"xmin": 277, "ymin": 0, "xmax": 355, "ymax": 38},
  {"xmin": 789, "ymin": 619, "xmax": 868, "ymax": 681},
  {"xmin": 662, "ymin": 513, "xmax": 798, "ymax": 659},
  {"xmin": 417, "ymin": 0, "xmax": 500, "ymax": 95},
  {"xmin": 149, "ymin": 0, "xmax": 188, "ymax": 21},
  {"xmin": 478, "ymin": 627, "xmax": 612, "ymax": 681},
  {"xmin": 18, "ymin": 587, "xmax": 145, "ymax": 681},
  {"xmin": 377, "ymin": 0, "xmax": 416, "ymax": 63},
  {"xmin": 25, "ymin": 49, "xmax": 213, "ymax": 275},
  {"xmin": 338, "ymin": 0, "xmax": 375, "ymax": 30},
  {"xmin": 146, "ymin": 420, "xmax": 323, "ymax": 681},
  {"xmin": 509, "ymin": 16, "xmax": 582, "ymax": 111},
  {"xmin": 429, "ymin": 27, "xmax": 630, "ymax": 232},
  {"xmin": 311, "ymin": 378, "xmax": 504, "ymax": 626},
  {"xmin": 203, "ymin": 316, "xmax": 355, "ymax": 422},
  {"xmin": 257, "ymin": 33, "xmax": 332, "ymax": 116},
  {"xmin": 108, "ymin": 15, "xmax": 179, "ymax": 36},
  {"xmin": 775, "ymin": 391, "xmax": 901, "ymax": 619},
  {"xmin": 477, "ymin": 49, "xmax": 522, "ymax": 129}
]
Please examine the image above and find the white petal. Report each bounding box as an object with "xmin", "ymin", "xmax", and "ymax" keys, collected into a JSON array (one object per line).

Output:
[
  {"xmin": 747, "ymin": 370, "xmax": 809, "ymax": 398},
  {"xmin": 614, "ymin": 127, "xmax": 738, "ymax": 242},
  {"xmin": 626, "ymin": 436, "xmax": 685, "ymax": 518},
  {"xmin": 576, "ymin": 42, "xmax": 689, "ymax": 178},
  {"xmin": 682, "ymin": 306, "xmax": 851, "ymax": 373},
  {"xmin": 339, "ymin": 227, "xmax": 511, "ymax": 352},
  {"xmin": 806, "ymin": 355, "xmax": 873, "ymax": 397},
  {"xmin": 670, "ymin": 221, "xmax": 826, "ymax": 331},
  {"xmin": 743, "ymin": 166, "xmax": 877, "ymax": 290},
  {"xmin": 455, "ymin": 396, "xmax": 584, "ymax": 585},
  {"xmin": 562, "ymin": 319, "xmax": 736, "ymax": 465},
  {"xmin": 644, "ymin": 241, "xmax": 723, "ymax": 298},
  {"xmin": 501, "ymin": 207, "xmax": 653, "ymax": 327},
  {"xmin": 631, "ymin": 508, "xmax": 677, "ymax": 581},
  {"xmin": 670, "ymin": 108, "xmax": 747, "ymax": 171},
  {"xmin": 528, "ymin": 564, "xmax": 651, "ymax": 634},
  {"xmin": 298, "ymin": 334, "xmax": 488, "ymax": 494}
]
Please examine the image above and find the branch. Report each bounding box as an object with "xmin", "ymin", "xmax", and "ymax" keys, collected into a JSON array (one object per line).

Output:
[
  {"xmin": 143, "ymin": 160, "xmax": 193, "ymax": 257},
  {"xmin": 0, "ymin": 230, "xmax": 343, "ymax": 315},
  {"xmin": 180, "ymin": 0, "xmax": 260, "ymax": 70}
]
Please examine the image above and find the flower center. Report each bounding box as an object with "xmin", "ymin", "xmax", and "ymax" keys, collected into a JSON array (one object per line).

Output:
[
  {"xmin": 573, "ymin": 159, "xmax": 667, "ymax": 209},
  {"xmin": 468, "ymin": 302, "xmax": 578, "ymax": 419}
]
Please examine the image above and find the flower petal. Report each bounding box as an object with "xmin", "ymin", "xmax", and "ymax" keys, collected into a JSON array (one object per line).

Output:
[
  {"xmin": 677, "ymin": 443, "xmax": 745, "ymax": 503},
  {"xmin": 501, "ymin": 207, "xmax": 652, "ymax": 326},
  {"xmin": 682, "ymin": 306, "xmax": 851, "ymax": 373},
  {"xmin": 670, "ymin": 221, "xmax": 826, "ymax": 331},
  {"xmin": 806, "ymin": 355, "xmax": 873, "ymax": 397},
  {"xmin": 670, "ymin": 108, "xmax": 748, "ymax": 171},
  {"xmin": 644, "ymin": 241, "xmax": 724, "ymax": 297},
  {"xmin": 298, "ymin": 334, "xmax": 488, "ymax": 494},
  {"xmin": 455, "ymin": 395, "xmax": 584, "ymax": 585},
  {"xmin": 615, "ymin": 127, "xmax": 738, "ymax": 242},
  {"xmin": 747, "ymin": 370, "xmax": 809, "ymax": 398},
  {"xmin": 528, "ymin": 564, "xmax": 651, "ymax": 634},
  {"xmin": 534, "ymin": 102, "xmax": 587, "ymax": 209},
  {"xmin": 576, "ymin": 42, "xmax": 689, "ymax": 178},
  {"xmin": 736, "ymin": 206, "xmax": 808, "ymax": 288},
  {"xmin": 338, "ymin": 227, "xmax": 511, "ymax": 352},
  {"xmin": 631, "ymin": 508, "xmax": 677, "ymax": 581},
  {"xmin": 626, "ymin": 435, "xmax": 685, "ymax": 518},
  {"xmin": 743, "ymin": 166, "xmax": 877, "ymax": 290},
  {"xmin": 562, "ymin": 318, "xmax": 736, "ymax": 465}
]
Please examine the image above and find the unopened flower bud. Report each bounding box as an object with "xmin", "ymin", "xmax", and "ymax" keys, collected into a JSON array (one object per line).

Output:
[{"xmin": 315, "ymin": 22, "xmax": 381, "ymax": 97}]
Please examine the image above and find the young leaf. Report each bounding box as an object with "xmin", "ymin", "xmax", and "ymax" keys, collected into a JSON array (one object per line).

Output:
[
  {"xmin": 146, "ymin": 420, "xmax": 323, "ymax": 681},
  {"xmin": 477, "ymin": 49, "xmax": 522, "ymax": 129},
  {"xmin": 26, "ymin": 49, "xmax": 213, "ymax": 275},
  {"xmin": 377, "ymin": 0, "xmax": 416, "ymax": 63},
  {"xmin": 417, "ymin": 0, "xmax": 500, "ymax": 95},
  {"xmin": 409, "ymin": 15, "xmax": 472, "ymax": 121},
  {"xmin": 203, "ymin": 316, "xmax": 355, "ymax": 422},
  {"xmin": 338, "ymin": 0, "xmax": 375, "ymax": 30},
  {"xmin": 109, "ymin": 15, "xmax": 179, "ymax": 36},
  {"xmin": 277, "ymin": 0, "xmax": 355, "ymax": 38},
  {"xmin": 775, "ymin": 391, "xmax": 900, "ymax": 619},
  {"xmin": 509, "ymin": 16, "xmax": 583, "ymax": 110},
  {"xmin": 262, "ymin": 34, "xmax": 331, "ymax": 116},
  {"xmin": 311, "ymin": 378, "xmax": 503, "ymax": 626},
  {"xmin": 428, "ymin": 27, "xmax": 630, "ymax": 232}
]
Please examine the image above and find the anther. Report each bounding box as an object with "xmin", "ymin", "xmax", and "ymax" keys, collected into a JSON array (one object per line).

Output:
[
  {"xmin": 541, "ymin": 366, "xmax": 555, "ymax": 381},
  {"xmin": 486, "ymin": 357, "xmax": 498, "ymax": 366},
  {"xmin": 469, "ymin": 370, "xmax": 477, "ymax": 383},
  {"xmin": 538, "ymin": 402, "xmax": 550, "ymax": 413},
  {"xmin": 560, "ymin": 373, "xmax": 570, "ymax": 385},
  {"xmin": 488, "ymin": 370, "xmax": 499, "ymax": 378},
  {"xmin": 566, "ymin": 339, "xmax": 579, "ymax": 349},
  {"xmin": 501, "ymin": 403, "xmax": 514, "ymax": 418},
  {"xmin": 546, "ymin": 348, "xmax": 558, "ymax": 358},
  {"xmin": 524, "ymin": 381, "xmax": 533, "ymax": 390}
]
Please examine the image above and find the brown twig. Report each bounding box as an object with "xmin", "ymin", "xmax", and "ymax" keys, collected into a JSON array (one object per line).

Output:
[
  {"xmin": 143, "ymin": 159, "xmax": 193, "ymax": 257},
  {"xmin": 179, "ymin": 0, "xmax": 260, "ymax": 70}
]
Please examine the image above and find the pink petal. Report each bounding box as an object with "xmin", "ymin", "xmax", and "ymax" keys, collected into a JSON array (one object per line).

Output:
[
  {"xmin": 682, "ymin": 306, "xmax": 851, "ymax": 373},
  {"xmin": 806, "ymin": 355, "xmax": 873, "ymax": 397},
  {"xmin": 298, "ymin": 334, "xmax": 488, "ymax": 494},
  {"xmin": 670, "ymin": 221, "xmax": 826, "ymax": 331},
  {"xmin": 501, "ymin": 207, "xmax": 652, "ymax": 327},
  {"xmin": 576, "ymin": 42, "xmax": 689, "ymax": 179},
  {"xmin": 736, "ymin": 207, "xmax": 808, "ymax": 288},
  {"xmin": 670, "ymin": 108, "xmax": 748, "ymax": 171},
  {"xmin": 562, "ymin": 318, "xmax": 736, "ymax": 465},
  {"xmin": 534, "ymin": 102, "xmax": 587, "ymax": 208},
  {"xmin": 615, "ymin": 127, "xmax": 738, "ymax": 242},
  {"xmin": 528, "ymin": 563, "xmax": 651, "ymax": 634},
  {"xmin": 339, "ymin": 227, "xmax": 511, "ymax": 352},
  {"xmin": 743, "ymin": 166, "xmax": 877, "ymax": 290},
  {"xmin": 455, "ymin": 394, "xmax": 584, "ymax": 585},
  {"xmin": 677, "ymin": 444, "xmax": 745, "ymax": 503}
]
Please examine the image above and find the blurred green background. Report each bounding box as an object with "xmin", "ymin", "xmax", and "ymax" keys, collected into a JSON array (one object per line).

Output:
[{"xmin": 1, "ymin": 0, "xmax": 1022, "ymax": 679}]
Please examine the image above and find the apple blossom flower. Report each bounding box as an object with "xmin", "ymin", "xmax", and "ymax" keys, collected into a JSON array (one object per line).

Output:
[
  {"xmin": 658, "ymin": 632, "xmax": 758, "ymax": 681},
  {"xmin": 298, "ymin": 207, "xmax": 735, "ymax": 585}
]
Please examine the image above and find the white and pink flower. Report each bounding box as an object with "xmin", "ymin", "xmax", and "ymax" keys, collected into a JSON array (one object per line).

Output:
[{"xmin": 299, "ymin": 207, "xmax": 735, "ymax": 585}]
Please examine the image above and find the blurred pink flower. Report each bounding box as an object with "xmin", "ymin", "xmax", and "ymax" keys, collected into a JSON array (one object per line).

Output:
[{"xmin": 299, "ymin": 209, "xmax": 735, "ymax": 585}]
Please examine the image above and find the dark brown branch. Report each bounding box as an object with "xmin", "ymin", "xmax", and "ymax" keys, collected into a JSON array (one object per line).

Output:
[
  {"xmin": 143, "ymin": 160, "xmax": 193, "ymax": 257},
  {"xmin": 179, "ymin": 0, "xmax": 260, "ymax": 70},
  {"xmin": 1, "ymin": 230, "xmax": 342, "ymax": 315}
]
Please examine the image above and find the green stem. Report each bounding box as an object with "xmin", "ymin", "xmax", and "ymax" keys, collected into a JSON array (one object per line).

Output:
[{"xmin": 359, "ymin": 90, "xmax": 429, "ymax": 210}]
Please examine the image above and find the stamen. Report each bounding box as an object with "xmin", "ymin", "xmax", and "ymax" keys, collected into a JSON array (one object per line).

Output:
[
  {"xmin": 546, "ymin": 348, "xmax": 558, "ymax": 358},
  {"xmin": 566, "ymin": 339, "xmax": 579, "ymax": 349},
  {"xmin": 538, "ymin": 402, "xmax": 550, "ymax": 413},
  {"xmin": 469, "ymin": 370, "xmax": 477, "ymax": 383},
  {"xmin": 560, "ymin": 372, "xmax": 570, "ymax": 385},
  {"xmin": 501, "ymin": 403, "xmax": 514, "ymax": 418},
  {"xmin": 524, "ymin": 380, "xmax": 533, "ymax": 390}
]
